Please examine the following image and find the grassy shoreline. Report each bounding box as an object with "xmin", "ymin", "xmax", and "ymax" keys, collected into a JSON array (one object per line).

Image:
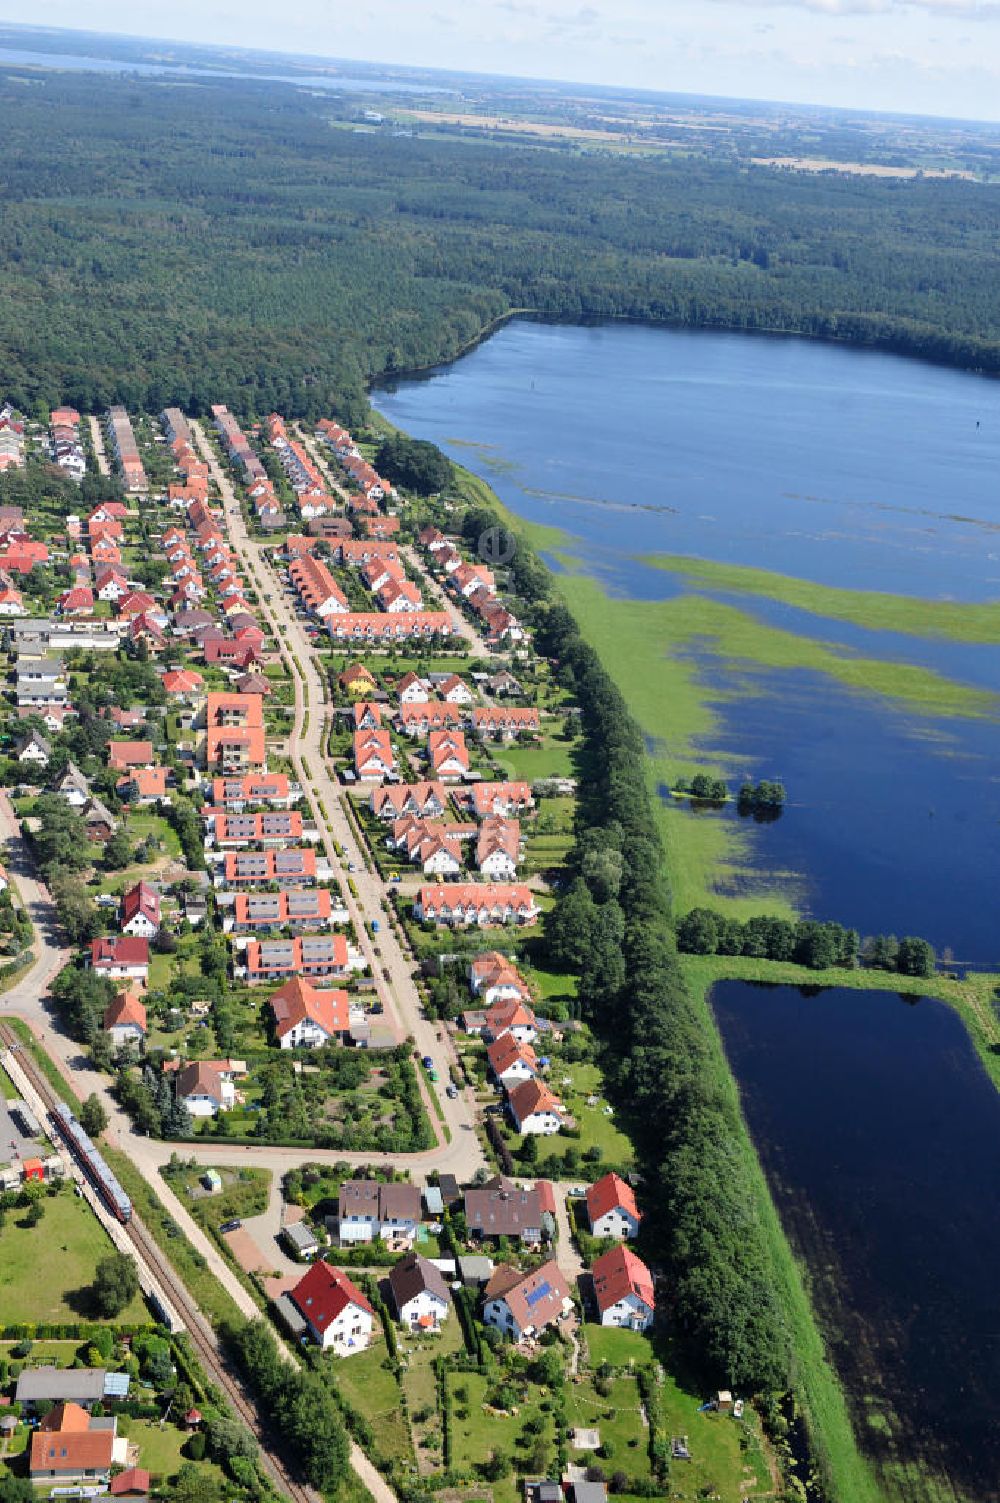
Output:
[{"xmin": 645, "ymin": 553, "xmax": 1000, "ymax": 644}]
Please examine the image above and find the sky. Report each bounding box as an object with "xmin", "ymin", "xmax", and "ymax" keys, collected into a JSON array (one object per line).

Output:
[{"xmin": 3, "ymin": 1, "xmax": 1000, "ymax": 121}]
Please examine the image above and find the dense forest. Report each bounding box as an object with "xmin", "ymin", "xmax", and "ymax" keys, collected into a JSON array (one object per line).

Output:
[{"xmin": 1, "ymin": 69, "xmax": 1000, "ymax": 420}]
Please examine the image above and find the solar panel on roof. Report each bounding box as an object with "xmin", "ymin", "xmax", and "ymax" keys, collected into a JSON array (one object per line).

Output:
[{"xmin": 525, "ymin": 1281, "xmax": 551, "ymax": 1309}]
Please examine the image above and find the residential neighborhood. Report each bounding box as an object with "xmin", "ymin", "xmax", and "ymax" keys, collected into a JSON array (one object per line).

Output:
[{"xmin": 0, "ymin": 394, "xmax": 769, "ymax": 1503}]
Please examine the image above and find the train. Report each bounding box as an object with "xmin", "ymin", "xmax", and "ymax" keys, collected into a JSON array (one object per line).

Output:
[{"xmin": 50, "ymin": 1101, "xmax": 132, "ymax": 1223}]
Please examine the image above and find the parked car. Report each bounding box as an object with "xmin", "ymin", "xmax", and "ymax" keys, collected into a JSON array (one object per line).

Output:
[
  {"xmin": 219, "ymin": 1219, "xmax": 242, "ymax": 1234},
  {"xmin": 422, "ymin": 1055, "xmax": 434, "ymax": 1070},
  {"xmin": 446, "ymin": 1084, "xmax": 459, "ymax": 1099}
]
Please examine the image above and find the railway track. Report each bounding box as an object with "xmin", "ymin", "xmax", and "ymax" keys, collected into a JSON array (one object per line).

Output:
[{"xmin": 0, "ymin": 1023, "xmax": 315, "ymax": 1503}]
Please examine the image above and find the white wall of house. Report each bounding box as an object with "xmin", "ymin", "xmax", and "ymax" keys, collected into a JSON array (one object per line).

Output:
[
  {"xmin": 278, "ymin": 1021, "xmax": 332, "ymax": 1050},
  {"xmin": 313, "ymin": 1304, "xmax": 374, "ymax": 1354},
  {"xmin": 514, "ymin": 1109, "xmax": 563, "ymax": 1135},
  {"xmin": 599, "ymin": 1295, "xmax": 653, "ymax": 1331},
  {"xmin": 397, "ymin": 1290, "xmax": 448, "ymax": 1329},
  {"xmin": 591, "ymin": 1209, "xmax": 640, "ymax": 1240}
]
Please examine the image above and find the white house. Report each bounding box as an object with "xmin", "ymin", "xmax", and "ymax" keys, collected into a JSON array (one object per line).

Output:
[
  {"xmin": 103, "ymin": 991, "xmax": 147, "ymax": 1051},
  {"xmin": 174, "ymin": 1061, "xmax": 235, "ymax": 1117},
  {"xmin": 388, "ymin": 1252, "xmax": 451, "ymax": 1331},
  {"xmin": 288, "ymin": 1260, "xmax": 374, "ymax": 1354},
  {"xmin": 270, "ymin": 976, "xmax": 349, "ymax": 1049},
  {"xmin": 507, "ymin": 1078, "xmax": 566, "ymax": 1136},
  {"xmin": 15, "ymin": 730, "xmax": 51, "ymax": 766},
  {"xmin": 335, "ymin": 1181, "xmax": 422, "ymax": 1249},
  {"xmin": 585, "ymin": 1173, "xmax": 642, "ymax": 1241},
  {"xmin": 119, "ymin": 881, "xmax": 160, "ymax": 939},
  {"xmin": 591, "ymin": 1245, "xmax": 655, "ymax": 1332},
  {"xmin": 487, "ymin": 1033, "xmax": 538, "ymax": 1088}
]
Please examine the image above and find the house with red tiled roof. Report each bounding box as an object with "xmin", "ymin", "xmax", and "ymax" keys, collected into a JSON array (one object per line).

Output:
[
  {"xmin": 117, "ymin": 765, "xmax": 170, "ymax": 805},
  {"xmin": 160, "ymin": 668, "xmax": 204, "ymax": 697},
  {"xmin": 471, "ymin": 706, "xmax": 540, "ymax": 740},
  {"xmin": 483, "ymin": 994, "xmax": 538, "ymax": 1045},
  {"xmin": 29, "ymin": 1401, "xmax": 125, "ymax": 1481},
  {"xmin": 585, "ymin": 1173, "xmax": 642, "ymax": 1241},
  {"xmin": 103, "ymin": 989, "xmax": 148, "ymax": 1049},
  {"xmin": 415, "ymin": 883, "xmax": 539, "ymax": 929},
  {"xmin": 398, "ymin": 701, "xmax": 462, "ymax": 736},
  {"xmin": 90, "ymin": 936, "xmax": 149, "ymax": 984},
  {"xmin": 591, "ymin": 1244, "xmax": 655, "ymax": 1331},
  {"xmin": 109, "ymin": 1467, "xmax": 151, "ymax": 1499},
  {"xmin": 428, "ymin": 729, "xmax": 469, "ymax": 782},
  {"xmin": 120, "ymin": 881, "xmax": 160, "ymax": 939},
  {"xmin": 108, "ymin": 740, "xmax": 155, "ymax": 772},
  {"xmin": 354, "ymin": 728, "xmax": 395, "ymax": 782},
  {"xmin": 469, "ymin": 952, "xmax": 532, "ymax": 1009},
  {"xmin": 231, "ymin": 889, "xmax": 334, "ymax": 935},
  {"xmin": 487, "ymin": 1032, "xmax": 538, "ymax": 1088},
  {"xmin": 204, "ymin": 691, "xmax": 266, "ymax": 772},
  {"xmin": 286, "ymin": 1261, "xmax": 374, "ymax": 1353},
  {"xmin": 269, "ymin": 976, "xmax": 349, "ymax": 1049},
  {"xmin": 57, "ymin": 586, "xmax": 95, "ymax": 618},
  {"xmin": 94, "ymin": 566, "xmax": 129, "ymax": 602},
  {"xmin": 0, "ymin": 582, "xmax": 23, "ymax": 615},
  {"xmin": 245, "ymin": 934, "xmax": 348, "ymax": 985},
  {"xmin": 506, "ymin": 1078, "xmax": 566, "ymax": 1136},
  {"xmin": 353, "ymin": 700, "xmax": 382, "ymax": 730},
  {"xmin": 476, "ymin": 816, "xmax": 520, "ymax": 879},
  {"xmin": 370, "ymin": 781, "xmax": 448, "ymax": 821}
]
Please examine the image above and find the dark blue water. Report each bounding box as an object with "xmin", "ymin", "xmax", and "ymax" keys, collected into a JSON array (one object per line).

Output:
[
  {"xmin": 374, "ymin": 320, "xmax": 1000, "ymax": 961},
  {"xmin": 377, "ymin": 320, "xmax": 1000, "ymax": 600},
  {"xmin": 712, "ymin": 981, "xmax": 1000, "ymax": 1499}
]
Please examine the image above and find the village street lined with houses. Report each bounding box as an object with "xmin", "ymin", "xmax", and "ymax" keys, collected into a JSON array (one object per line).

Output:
[{"xmin": 0, "ymin": 395, "xmax": 755, "ymax": 1503}]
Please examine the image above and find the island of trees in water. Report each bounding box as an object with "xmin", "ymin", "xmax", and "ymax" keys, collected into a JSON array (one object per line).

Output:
[{"xmin": 2, "ymin": 69, "xmax": 1000, "ymax": 422}]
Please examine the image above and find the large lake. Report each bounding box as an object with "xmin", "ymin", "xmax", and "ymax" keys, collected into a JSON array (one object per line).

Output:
[
  {"xmin": 375, "ymin": 320, "xmax": 1000, "ymax": 962},
  {"xmin": 374, "ymin": 320, "xmax": 1000, "ymax": 1493}
]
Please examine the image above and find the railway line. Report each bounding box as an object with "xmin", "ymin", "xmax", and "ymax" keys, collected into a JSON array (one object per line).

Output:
[{"xmin": 0, "ymin": 1021, "xmax": 316, "ymax": 1503}]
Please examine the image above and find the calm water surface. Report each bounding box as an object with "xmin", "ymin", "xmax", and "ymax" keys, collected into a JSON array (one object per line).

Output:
[
  {"xmin": 375, "ymin": 321, "xmax": 1000, "ymax": 959},
  {"xmin": 712, "ymin": 981, "xmax": 1000, "ymax": 1500}
]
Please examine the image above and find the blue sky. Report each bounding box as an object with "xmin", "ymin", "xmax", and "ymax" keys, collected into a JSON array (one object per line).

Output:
[{"xmin": 4, "ymin": 1, "xmax": 1000, "ymax": 120}]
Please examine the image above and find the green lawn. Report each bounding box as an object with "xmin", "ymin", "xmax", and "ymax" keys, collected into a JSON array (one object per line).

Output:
[
  {"xmin": 116, "ymin": 1416, "xmax": 226, "ymax": 1486},
  {"xmin": 582, "ymin": 1324, "xmax": 653, "ymax": 1368},
  {"xmin": 445, "ymin": 1368, "xmax": 555, "ymax": 1501},
  {"xmin": 328, "ymin": 1336, "xmax": 414, "ymax": 1466},
  {"xmin": 0, "ymin": 1189, "xmax": 148, "ymax": 1325},
  {"xmin": 495, "ymin": 730, "xmax": 580, "ymax": 783},
  {"xmin": 549, "ymin": 1060, "xmax": 635, "ymax": 1169},
  {"xmin": 567, "ymin": 1372, "xmax": 651, "ymax": 1480},
  {"xmin": 0, "ymin": 1063, "xmax": 16, "ymax": 1100}
]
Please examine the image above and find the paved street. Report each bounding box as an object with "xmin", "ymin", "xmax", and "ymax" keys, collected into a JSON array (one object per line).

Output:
[{"xmin": 190, "ymin": 419, "xmax": 487, "ymax": 1175}]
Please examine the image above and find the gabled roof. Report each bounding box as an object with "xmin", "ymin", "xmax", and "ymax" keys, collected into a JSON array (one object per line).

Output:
[
  {"xmin": 487, "ymin": 1258, "xmax": 571, "ymax": 1332},
  {"xmin": 270, "ymin": 976, "xmax": 349, "ymax": 1039},
  {"xmin": 487, "ymin": 1033, "xmax": 537, "ymax": 1078},
  {"xmin": 175, "ymin": 1060, "xmax": 227, "ymax": 1103},
  {"xmin": 121, "ymin": 881, "xmax": 159, "ymax": 928},
  {"xmin": 591, "ymin": 1244, "xmax": 655, "ymax": 1315},
  {"xmin": 103, "ymin": 989, "xmax": 147, "ymax": 1033},
  {"xmin": 389, "ymin": 1251, "xmax": 450, "ymax": 1310},
  {"xmin": 91, "ymin": 936, "xmax": 148, "ymax": 967},
  {"xmin": 586, "ymin": 1171, "xmax": 641, "ymax": 1227},
  {"xmin": 507, "ymin": 1078, "xmax": 563, "ymax": 1126},
  {"xmin": 290, "ymin": 1260, "xmax": 373, "ymax": 1333},
  {"xmin": 110, "ymin": 1467, "xmax": 151, "ymax": 1497}
]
